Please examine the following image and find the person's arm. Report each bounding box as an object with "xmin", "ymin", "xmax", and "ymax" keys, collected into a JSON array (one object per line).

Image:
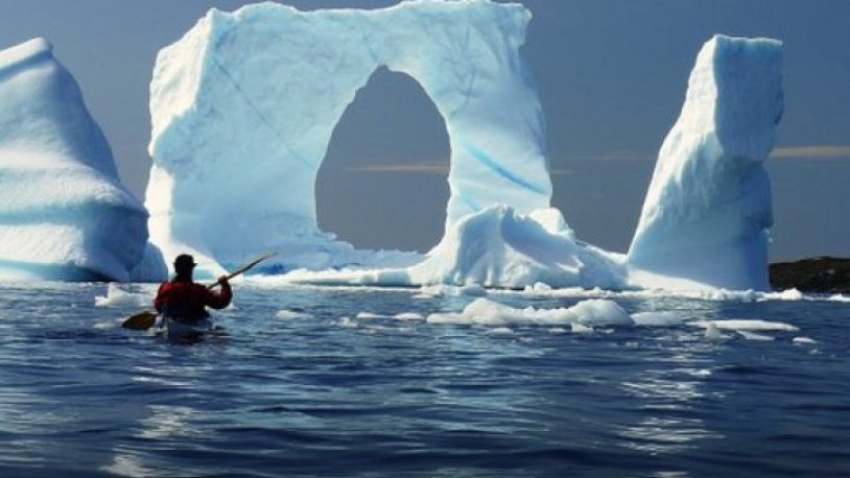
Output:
[
  {"xmin": 204, "ymin": 276, "xmax": 233, "ymax": 310},
  {"xmin": 153, "ymin": 283, "xmax": 169, "ymax": 313}
]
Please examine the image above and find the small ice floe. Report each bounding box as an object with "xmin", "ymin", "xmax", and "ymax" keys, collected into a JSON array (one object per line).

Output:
[
  {"xmin": 692, "ymin": 319, "xmax": 798, "ymax": 333},
  {"xmin": 571, "ymin": 299, "xmax": 633, "ymax": 327},
  {"xmin": 703, "ymin": 322, "xmax": 729, "ymax": 340},
  {"xmin": 356, "ymin": 312, "xmax": 386, "ymax": 320},
  {"xmin": 425, "ymin": 297, "xmax": 632, "ymax": 329},
  {"xmin": 523, "ymin": 282, "xmax": 553, "ymax": 292},
  {"xmin": 768, "ymin": 288, "xmax": 805, "ymax": 301},
  {"xmin": 630, "ymin": 311, "xmax": 690, "ymax": 327},
  {"xmin": 490, "ymin": 327, "xmax": 514, "ymax": 335},
  {"xmin": 337, "ymin": 317, "xmax": 358, "ymax": 328},
  {"xmin": 394, "ymin": 312, "xmax": 425, "ymax": 321},
  {"xmin": 709, "ymin": 319, "xmax": 799, "ymax": 332},
  {"xmin": 695, "ymin": 318, "xmax": 800, "ymax": 341},
  {"xmin": 827, "ymin": 294, "xmax": 850, "ymax": 303},
  {"xmin": 736, "ymin": 330, "xmax": 775, "ymax": 341},
  {"xmin": 413, "ymin": 284, "xmax": 488, "ymax": 299},
  {"xmin": 94, "ymin": 283, "xmax": 150, "ymax": 308},
  {"xmin": 275, "ymin": 309, "xmax": 313, "ymax": 320},
  {"xmin": 792, "ymin": 336, "xmax": 818, "ymax": 345}
]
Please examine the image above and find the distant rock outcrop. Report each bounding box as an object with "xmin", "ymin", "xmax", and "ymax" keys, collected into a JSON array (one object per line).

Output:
[{"xmin": 769, "ymin": 257, "xmax": 850, "ymax": 294}]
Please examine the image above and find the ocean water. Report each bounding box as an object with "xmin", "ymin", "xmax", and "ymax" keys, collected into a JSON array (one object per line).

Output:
[{"xmin": 0, "ymin": 282, "xmax": 848, "ymax": 478}]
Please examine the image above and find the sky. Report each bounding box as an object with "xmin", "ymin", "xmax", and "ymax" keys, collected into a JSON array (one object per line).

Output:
[{"xmin": 0, "ymin": 0, "xmax": 848, "ymax": 262}]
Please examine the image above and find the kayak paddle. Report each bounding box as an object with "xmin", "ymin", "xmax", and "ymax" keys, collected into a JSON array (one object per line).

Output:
[{"xmin": 120, "ymin": 251, "xmax": 279, "ymax": 330}]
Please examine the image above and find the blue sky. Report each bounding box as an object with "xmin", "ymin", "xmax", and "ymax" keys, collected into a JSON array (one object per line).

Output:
[{"xmin": 1, "ymin": 0, "xmax": 848, "ymax": 261}]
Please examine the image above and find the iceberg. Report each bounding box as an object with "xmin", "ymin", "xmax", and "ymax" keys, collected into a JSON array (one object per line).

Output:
[
  {"xmin": 146, "ymin": 0, "xmax": 550, "ymax": 277},
  {"xmin": 146, "ymin": 1, "xmax": 783, "ymax": 292},
  {"xmin": 626, "ymin": 35, "xmax": 783, "ymax": 291},
  {"xmin": 0, "ymin": 38, "xmax": 151, "ymax": 282}
]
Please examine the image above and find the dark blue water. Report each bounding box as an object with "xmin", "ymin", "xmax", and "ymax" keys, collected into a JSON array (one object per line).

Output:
[{"xmin": 0, "ymin": 283, "xmax": 848, "ymax": 477}]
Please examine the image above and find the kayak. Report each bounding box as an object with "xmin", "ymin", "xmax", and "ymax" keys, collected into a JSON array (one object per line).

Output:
[{"xmin": 156, "ymin": 315, "xmax": 215, "ymax": 341}]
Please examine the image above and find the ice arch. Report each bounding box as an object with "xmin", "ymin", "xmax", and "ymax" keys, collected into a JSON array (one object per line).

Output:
[{"xmin": 146, "ymin": 0, "xmax": 552, "ymax": 276}]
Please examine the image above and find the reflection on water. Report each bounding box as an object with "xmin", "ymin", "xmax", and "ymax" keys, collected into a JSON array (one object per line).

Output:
[
  {"xmin": 103, "ymin": 405, "xmax": 202, "ymax": 478},
  {"xmin": 103, "ymin": 454, "xmax": 155, "ymax": 478},
  {"xmin": 620, "ymin": 415, "xmax": 723, "ymax": 454},
  {"xmin": 617, "ymin": 347, "xmax": 724, "ymax": 456},
  {"xmin": 138, "ymin": 405, "xmax": 202, "ymax": 440}
]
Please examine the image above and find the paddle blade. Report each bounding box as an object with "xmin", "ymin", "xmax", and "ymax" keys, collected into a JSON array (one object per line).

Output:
[{"xmin": 122, "ymin": 311, "xmax": 158, "ymax": 330}]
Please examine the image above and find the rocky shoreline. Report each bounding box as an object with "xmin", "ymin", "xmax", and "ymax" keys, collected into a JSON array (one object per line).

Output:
[{"xmin": 769, "ymin": 256, "xmax": 850, "ymax": 294}]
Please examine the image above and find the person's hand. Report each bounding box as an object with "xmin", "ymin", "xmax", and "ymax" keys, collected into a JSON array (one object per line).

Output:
[{"xmin": 217, "ymin": 275, "xmax": 230, "ymax": 285}]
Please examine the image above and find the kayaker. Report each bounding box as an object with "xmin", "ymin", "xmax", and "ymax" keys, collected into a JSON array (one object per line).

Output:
[{"xmin": 154, "ymin": 254, "xmax": 232, "ymax": 324}]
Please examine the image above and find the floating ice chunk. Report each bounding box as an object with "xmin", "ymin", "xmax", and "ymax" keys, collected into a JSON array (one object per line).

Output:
[
  {"xmin": 394, "ymin": 312, "xmax": 425, "ymax": 321},
  {"xmin": 792, "ymin": 337, "xmax": 817, "ymax": 345},
  {"xmin": 275, "ymin": 309, "xmax": 313, "ymax": 320},
  {"xmin": 703, "ymin": 322, "xmax": 728, "ymax": 340},
  {"xmin": 774, "ymin": 289, "xmax": 804, "ymax": 300},
  {"xmin": 570, "ymin": 322, "xmax": 594, "ymax": 334},
  {"xmin": 736, "ymin": 330, "xmax": 775, "ymax": 341},
  {"xmin": 570, "ymin": 299, "xmax": 633, "ymax": 327},
  {"xmin": 630, "ymin": 311, "xmax": 690, "ymax": 327},
  {"xmin": 710, "ymin": 319, "xmax": 798, "ymax": 332},
  {"xmin": 425, "ymin": 297, "xmax": 632, "ymax": 328},
  {"xmin": 490, "ymin": 327, "xmax": 514, "ymax": 335},
  {"xmin": 356, "ymin": 312, "xmax": 385, "ymax": 320},
  {"xmin": 94, "ymin": 283, "xmax": 150, "ymax": 308}
]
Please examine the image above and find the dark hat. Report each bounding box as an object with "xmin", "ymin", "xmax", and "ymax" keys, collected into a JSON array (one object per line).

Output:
[{"xmin": 174, "ymin": 254, "xmax": 196, "ymax": 272}]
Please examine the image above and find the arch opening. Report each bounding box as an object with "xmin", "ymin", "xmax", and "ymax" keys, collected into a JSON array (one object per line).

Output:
[{"xmin": 316, "ymin": 66, "xmax": 449, "ymax": 253}]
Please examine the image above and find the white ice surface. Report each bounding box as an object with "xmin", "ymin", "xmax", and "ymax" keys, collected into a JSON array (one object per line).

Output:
[
  {"xmin": 0, "ymin": 38, "xmax": 151, "ymax": 281},
  {"xmin": 627, "ymin": 35, "xmax": 783, "ymax": 292},
  {"xmin": 0, "ymin": 9, "xmax": 788, "ymax": 293},
  {"xmin": 146, "ymin": 3, "xmax": 785, "ymax": 293},
  {"xmin": 146, "ymin": 0, "xmax": 550, "ymax": 279}
]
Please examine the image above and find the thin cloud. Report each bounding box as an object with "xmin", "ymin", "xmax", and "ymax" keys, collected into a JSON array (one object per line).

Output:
[
  {"xmin": 350, "ymin": 161, "xmax": 449, "ymax": 174},
  {"xmin": 563, "ymin": 152, "xmax": 655, "ymax": 162},
  {"xmin": 348, "ymin": 150, "xmax": 661, "ymax": 176},
  {"xmin": 770, "ymin": 146, "xmax": 850, "ymax": 159}
]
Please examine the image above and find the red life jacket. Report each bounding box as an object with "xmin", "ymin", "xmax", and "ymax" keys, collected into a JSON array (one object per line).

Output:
[{"xmin": 154, "ymin": 280, "xmax": 232, "ymax": 322}]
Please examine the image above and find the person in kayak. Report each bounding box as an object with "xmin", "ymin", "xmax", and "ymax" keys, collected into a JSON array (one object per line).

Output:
[{"xmin": 154, "ymin": 254, "xmax": 232, "ymax": 324}]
